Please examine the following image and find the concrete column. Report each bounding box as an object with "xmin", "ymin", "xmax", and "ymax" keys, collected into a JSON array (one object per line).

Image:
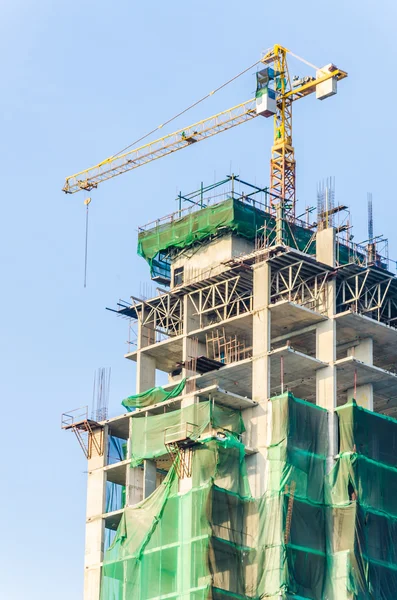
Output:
[
  {"xmin": 316, "ymin": 227, "xmax": 336, "ymax": 266},
  {"xmin": 136, "ymin": 314, "xmax": 157, "ymax": 497},
  {"xmin": 143, "ymin": 459, "xmax": 157, "ymax": 498},
  {"xmin": 126, "ymin": 418, "xmax": 143, "ymax": 505},
  {"xmin": 347, "ymin": 338, "xmax": 374, "ymax": 410},
  {"xmin": 245, "ymin": 261, "xmax": 271, "ymax": 497},
  {"xmin": 316, "ymin": 229, "xmax": 337, "ymax": 471},
  {"xmin": 182, "ymin": 295, "xmax": 205, "ymax": 384},
  {"xmin": 136, "ymin": 311, "xmax": 156, "ymax": 394},
  {"xmin": 126, "ymin": 466, "xmax": 144, "ymax": 505},
  {"xmin": 83, "ymin": 427, "xmax": 108, "ymax": 600},
  {"xmin": 177, "ymin": 474, "xmax": 193, "ymax": 597}
]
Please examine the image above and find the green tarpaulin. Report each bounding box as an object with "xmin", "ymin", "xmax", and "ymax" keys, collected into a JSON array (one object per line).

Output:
[
  {"xmin": 101, "ymin": 393, "xmax": 397, "ymax": 599},
  {"xmin": 129, "ymin": 401, "xmax": 245, "ymax": 467},
  {"xmin": 122, "ymin": 379, "xmax": 186, "ymax": 411}
]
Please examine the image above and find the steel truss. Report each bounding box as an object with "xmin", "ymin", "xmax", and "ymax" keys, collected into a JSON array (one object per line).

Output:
[
  {"xmin": 336, "ymin": 269, "xmax": 397, "ymax": 324},
  {"xmin": 188, "ymin": 276, "xmax": 253, "ymax": 328},
  {"xmin": 131, "ymin": 294, "xmax": 184, "ymax": 340},
  {"xmin": 63, "ymin": 100, "xmax": 256, "ymax": 193},
  {"xmin": 270, "ymin": 260, "xmax": 330, "ymax": 313}
]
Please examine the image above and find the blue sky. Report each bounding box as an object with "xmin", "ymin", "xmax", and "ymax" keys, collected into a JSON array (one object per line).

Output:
[{"xmin": 1, "ymin": 1, "xmax": 396, "ymax": 598}]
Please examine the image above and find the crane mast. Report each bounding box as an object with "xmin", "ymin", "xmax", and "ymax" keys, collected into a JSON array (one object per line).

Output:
[{"xmin": 265, "ymin": 45, "xmax": 296, "ymax": 218}]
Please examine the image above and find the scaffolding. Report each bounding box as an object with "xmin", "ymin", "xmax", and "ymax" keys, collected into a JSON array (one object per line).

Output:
[
  {"xmin": 206, "ymin": 327, "xmax": 252, "ymax": 364},
  {"xmin": 61, "ymin": 406, "xmax": 104, "ymax": 460}
]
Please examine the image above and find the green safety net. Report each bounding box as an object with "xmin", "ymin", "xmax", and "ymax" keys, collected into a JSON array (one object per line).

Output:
[
  {"xmin": 137, "ymin": 198, "xmax": 316, "ymax": 275},
  {"xmin": 137, "ymin": 197, "xmax": 362, "ymax": 277},
  {"xmin": 101, "ymin": 393, "xmax": 397, "ymax": 599},
  {"xmin": 129, "ymin": 401, "xmax": 245, "ymax": 467},
  {"xmin": 264, "ymin": 393, "xmax": 328, "ymax": 599},
  {"xmin": 324, "ymin": 400, "xmax": 397, "ymax": 599},
  {"xmin": 138, "ymin": 198, "xmax": 266, "ymax": 271},
  {"xmin": 122, "ymin": 379, "xmax": 186, "ymax": 411},
  {"xmin": 101, "ymin": 432, "xmax": 256, "ymax": 600}
]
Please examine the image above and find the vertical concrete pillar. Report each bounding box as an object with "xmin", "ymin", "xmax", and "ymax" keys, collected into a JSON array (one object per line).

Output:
[
  {"xmin": 136, "ymin": 311, "xmax": 156, "ymax": 394},
  {"xmin": 126, "ymin": 466, "xmax": 144, "ymax": 505},
  {"xmin": 83, "ymin": 427, "xmax": 108, "ymax": 600},
  {"xmin": 316, "ymin": 228, "xmax": 337, "ymax": 471},
  {"xmin": 347, "ymin": 338, "xmax": 374, "ymax": 410},
  {"xmin": 126, "ymin": 417, "xmax": 143, "ymax": 506},
  {"xmin": 136, "ymin": 309, "xmax": 157, "ymax": 500},
  {"xmin": 246, "ymin": 261, "xmax": 271, "ymax": 496},
  {"xmin": 177, "ymin": 474, "xmax": 194, "ymax": 597},
  {"xmin": 143, "ymin": 459, "xmax": 157, "ymax": 498},
  {"xmin": 182, "ymin": 295, "xmax": 205, "ymax": 384}
]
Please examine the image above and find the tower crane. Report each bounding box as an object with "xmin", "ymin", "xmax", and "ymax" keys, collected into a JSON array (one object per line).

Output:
[{"xmin": 63, "ymin": 44, "xmax": 347, "ymax": 219}]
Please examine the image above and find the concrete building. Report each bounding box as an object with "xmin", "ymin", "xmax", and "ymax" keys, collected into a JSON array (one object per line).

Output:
[{"xmin": 65, "ymin": 179, "xmax": 397, "ymax": 599}]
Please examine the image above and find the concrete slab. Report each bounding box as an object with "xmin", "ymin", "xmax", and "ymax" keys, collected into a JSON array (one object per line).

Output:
[
  {"xmin": 104, "ymin": 414, "xmax": 130, "ymax": 439},
  {"xmin": 104, "ymin": 509, "xmax": 123, "ymax": 531},
  {"xmin": 335, "ymin": 311, "xmax": 397, "ymax": 369},
  {"xmin": 124, "ymin": 334, "xmax": 184, "ymax": 372},
  {"xmin": 192, "ymin": 347, "xmax": 326, "ymax": 403},
  {"xmin": 193, "ymin": 358, "xmax": 253, "ymax": 398},
  {"xmin": 270, "ymin": 300, "xmax": 327, "ymax": 338},
  {"xmin": 104, "ymin": 460, "xmax": 129, "ymax": 486},
  {"xmin": 194, "ymin": 385, "xmax": 257, "ymax": 409},
  {"xmin": 109, "ymin": 382, "xmax": 256, "ymax": 423},
  {"xmin": 269, "ymin": 345, "xmax": 327, "ymax": 401},
  {"xmin": 335, "ymin": 356, "xmax": 397, "ymax": 412}
]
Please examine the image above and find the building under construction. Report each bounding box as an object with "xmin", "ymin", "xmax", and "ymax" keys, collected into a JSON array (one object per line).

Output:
[{"xmin": 62, "ymin": 46, "xmax": 397, "ymax": 599}]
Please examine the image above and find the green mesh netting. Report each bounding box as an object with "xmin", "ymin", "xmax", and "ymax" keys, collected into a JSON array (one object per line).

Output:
[
  {"xmin": 122, "ymin": 379, "xmax": 186, "ymax": 411},
  {"xmin": 137, "ymin": 198, "xmax": 317, "ymax": 275},
  {"xmin": 101, "ymin": 433, "xmax": 257, "ymax": 600},
  {"xmin": 324, "ymin": 400, "xmax": 397, "ymax": 600},
  {"xmin": 101, "ymin": 394, "xmax": 397, "ymax": 599},
  {"xmin": 129, "ymin": 401, "xmax": 245, "ymax": 467},
  {"xmin": 137, "ymin": 198, "xmax": 362, "ymax": 277},
  {"xmin": 265, "ymin": 393, "xmax": 328, "ymax": 599}
]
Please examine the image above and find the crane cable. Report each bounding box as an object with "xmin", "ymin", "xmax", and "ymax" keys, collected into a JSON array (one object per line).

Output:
[
  {"xmin": 84, "ymin": 197, "xmax": 91, "ymax": 288},
  {"xmin": 99, "ymin": 50, "xmax": 319, "ymax": 166},
  {"xmin": 98, "ymin": 57, "xmax": 264, "ymax": 166}
]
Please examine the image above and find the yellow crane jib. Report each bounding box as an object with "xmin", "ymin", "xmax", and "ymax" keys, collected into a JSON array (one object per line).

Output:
[{"xmin": 62, "ymin": 100, "xmax": 256, "ymax": 194}]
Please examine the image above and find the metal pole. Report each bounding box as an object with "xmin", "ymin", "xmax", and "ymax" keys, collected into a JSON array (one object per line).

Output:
[
  {"xmin": 84, "ymin": 197, "xmax": 91, "ymax": 288},
  {"xmin": 281, "ymin": 355, "xmax": 284, "ymax": 394},
  {"xmin": 354, "ymin": 368, "xmax": 357, "ymax": 400}
]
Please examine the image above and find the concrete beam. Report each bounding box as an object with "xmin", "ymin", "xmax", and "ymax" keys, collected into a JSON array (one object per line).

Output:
[{"xmin": 271, "ymin": 323, "xmax": 318, "ymax": 345}]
